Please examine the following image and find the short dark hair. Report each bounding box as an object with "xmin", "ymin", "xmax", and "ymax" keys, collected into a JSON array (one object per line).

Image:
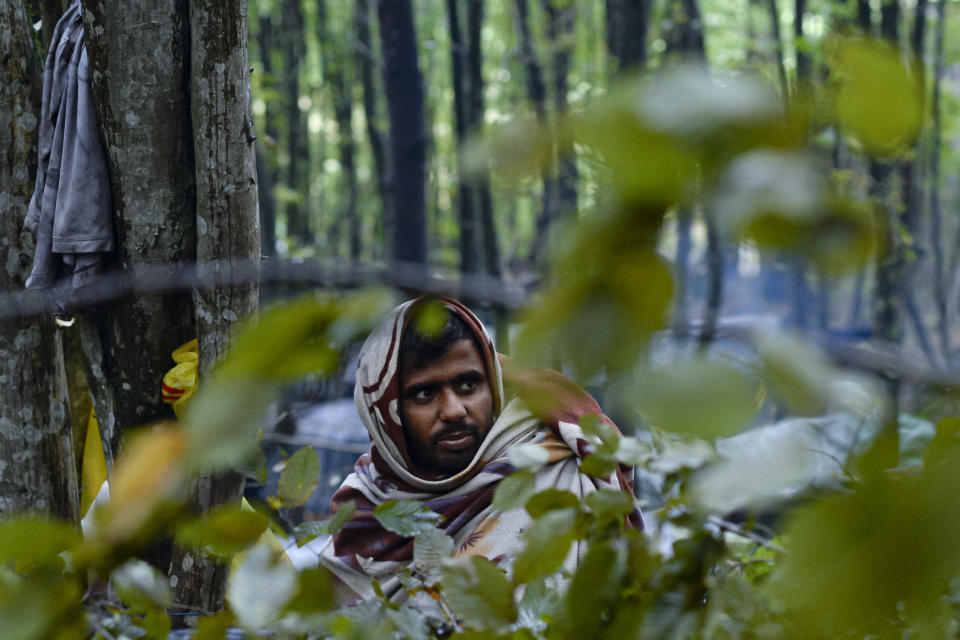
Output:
[{"xmin": 400, "ymin": 306, "xmax": 479, "ymax": 372}]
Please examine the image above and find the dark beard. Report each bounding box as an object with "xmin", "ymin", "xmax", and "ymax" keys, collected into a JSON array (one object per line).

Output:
[{"xmin": 406, "ymin": 421, "xmax": 482, "ymax": 475}]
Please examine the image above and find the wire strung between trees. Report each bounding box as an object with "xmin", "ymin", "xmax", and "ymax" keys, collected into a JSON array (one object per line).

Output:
[
  {"xmin": 2, "ymin": 257, "xmax": 959, "ymax": 389},
  {"xmin": 0, "ymin": 257, "xmax": 531, "ymax": 320}
]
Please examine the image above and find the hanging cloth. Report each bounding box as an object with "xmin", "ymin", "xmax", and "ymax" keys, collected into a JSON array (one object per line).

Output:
[{"xmin": 24, "ymin": 0, "xmax": 114, "ymax": 291}]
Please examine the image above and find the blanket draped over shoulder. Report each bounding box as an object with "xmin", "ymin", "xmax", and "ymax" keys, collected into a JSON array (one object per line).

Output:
[{"xmin": 318, "ymin": 298, "xmax": 642, "ymax": 600}]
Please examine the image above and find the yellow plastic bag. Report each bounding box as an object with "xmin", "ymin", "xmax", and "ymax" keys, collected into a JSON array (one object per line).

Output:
[{"xmin": 161, "ymin": 339, "xmax": 198, "ymax": 419}]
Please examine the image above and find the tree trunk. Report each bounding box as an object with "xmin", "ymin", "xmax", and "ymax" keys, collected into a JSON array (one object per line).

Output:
[
  {"xmin": 766, "ymin": 0, "xmax": 788, "ymax": 100},
  {"xmin": 319, "ymin": 0, "xmax": 360, "ymax": 259},
  {"xmin": 355, "ymin": 0, "xmax": 391, "ymax": 258},
  {"xmin": 255, "ymin": 12, "xmax": 279, "ymax": 258},
  {"xmin": 23, "ymin": 0, "xmax": 67, "ymax": 53},
  {"xmin": 605, "ymin": 0, "xmax": 651, "ymax": 72},
  {"xmin": 280, "ymin": 0, "xmax": 310, "ymax": 245},
  {"xmin": 794, "ymin": 0, "xmax": 811, "ymax": 83},
  {"xmin": 467, "ymin": 0, "xmax": 500, "ymax": 278},
  {"xmin": 81, "ymin": 0, "xmax": 197, "ymax": 464},
  {"xmin": 544, "ymin": 0, "xmax": 578, "ymax": 219},
  {"xmin": 931, "ymin": 0, "xmax": 949, "ymax": 365},
  {"xmin": 448, "ymin": 0, "xmax": 479, "ymax": 274},
  {"xmin": 377, "ymin": 0, "xmax": 427, "ymax": 264},
  {"xmin": 0, "ymin": 0, "xmax": 78, "ymax": 522},
  {"xmin": 513, "ymin": 0, "xmax": 557, "ymax": 268},
  {"xmin": 165, "ymin": 0, "xmax": 260, "ymax": 613}
]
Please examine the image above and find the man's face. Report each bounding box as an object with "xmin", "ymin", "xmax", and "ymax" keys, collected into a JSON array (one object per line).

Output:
[{"xmin": 399, "ymin": 338, "xmax": 494, "ymax": 475}]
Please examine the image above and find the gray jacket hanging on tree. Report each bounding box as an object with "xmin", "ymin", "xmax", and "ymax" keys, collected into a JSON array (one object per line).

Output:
[{"xmin": 24, "ymin": 0, "xmax": 113, "ymax": 290}]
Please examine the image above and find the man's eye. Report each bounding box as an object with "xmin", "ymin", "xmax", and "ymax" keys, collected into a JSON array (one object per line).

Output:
[
  {"xmin": 457, "ymin": 380, "xmax": 477, "ymax": 394},
  {"xmin": 413, "ymin": 389, "xmax": 434, "ymax": 403}
]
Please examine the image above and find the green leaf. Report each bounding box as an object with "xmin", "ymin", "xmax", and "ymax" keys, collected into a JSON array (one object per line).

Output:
[
  {"xmin": 285, "ymin": 566, "xmax": 335, "ymax": 614},
  {"xmin": 192, "ymin": 610, "xmax": 236, "ymax": 640},
  {"xmin": 135, "ymin": 608, "xmax": 171, "ymax": 640},
  {"xmin": 0, "ymin": 572, "xmax": 86, "ymax": 640},
  {"xmin": 183, "ymin": 290, "xmax": 391, "ymax": 471},
  {"xmin": 175, "ymin": 506, "xmax": 270, "ymax": 559},
  {"xmin": 492, "ymin": 471, "xmax": 537, "ymax": 512},
  {"xmin": 754, "ymin": 330, "xmax": 835, "ymax": 415},
  {"xmin": 293, "ymin": 499, "xmax": 356, "ymax": 546},
  {"xmin": 226, "ymin": 544, "xmax": 298, "ymax": 630},
  {"xmin": 580, "ymin": 414, "xmax": 620, "ymax": 456},
  {"xmin": 111, "ymin": 559, "xmax": 172, "ymax": 611},
  {"xmin": 442, "ymin": 555, "xmax": 518, "ymax": 630},
  {"xmin": 586, "ymin": 489, "xmax": 636, "ymax": 519},
  {"xmin": 277, "ymin": 446, "xmax": 322, "ymax": 508},
  {"xmin": 373, "ymin": 500, "xmax": 443, "ymax": 537},
  {"xmin": 832, "ymin": 37, "xmax": 922, "ymax": 156},
  {"xmin": 414, "ymin": 526, "xmax": 455, "ymax": 581},
  {"xmin": 633, "ymin": 357, "xmax": 759, "ymax": 438},
  {"xmin": 516, "ymin": 576, "xmax": 560, "ymax": 631},
  {"xmin": 512, "ymin": 508, "xmax": 578, "ymax": 585},
  {"xmin": 525, "ymin": 489, "xmax": 580, "ymax": 519},
  {"xmin": 615, "ymin": 437, "xmax": 655, "ymax": 466},
  {"xmin": 0, "ymin": 516, "xmax": 80, "ymax": 572},
  {"xmin": 328, "ymin": 499, "xmax": 356, "ymax": 537},
  {"xmin": 506, "ymin": 444, "xmax": 550, "ymax": 471},
  {"xmin": 579, "ymin": 453, "xmax": 619, "ymax": 479},
  {"xmin": 556, "ymin": 540, "xmax": 628, "ymax": 639}
]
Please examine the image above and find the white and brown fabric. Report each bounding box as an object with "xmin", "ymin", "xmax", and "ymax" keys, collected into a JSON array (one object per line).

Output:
[{"xmin": 318, "ymin": 298, "xmax": 642, "ymax": 600}]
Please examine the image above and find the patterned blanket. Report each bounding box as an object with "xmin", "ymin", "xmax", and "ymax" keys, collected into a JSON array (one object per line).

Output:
[{"xmin": 317, "ymin": 298, "xmax": 641, "ymax": 599}]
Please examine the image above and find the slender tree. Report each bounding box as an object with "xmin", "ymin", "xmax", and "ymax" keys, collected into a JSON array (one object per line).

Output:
[
  {"xmin": 320, "ymin": 0, "xmax": 360, "ymax": 259},
  {"xmin": 514, "ymin": 0, "xmax": 557, "ymax": 266},
  {"xmin": 355, "ymin": 0, "xmax": 391, "ymax": 257},
  {"xmin": 606, "ymin": 0, "xmax": 651, "ymax": 72},
  {"xmin": 0, "ymin": 0, "xmax": 78, "ymax": 523},
  {"xmin": 467, "ymin": 0, "xmax": 501, "ymax": 278},
  {"xmin": 255, "ymin": 13, "xmax": 280, "ymax": 258},
  {"xmin": 280, "ymin": 0, "xmax": 311, "ymax": 245},
  {"xmin": 931, "ymin": 0, "xmax": 950, "ymax": 364},
  {"xmin": 448, "ymin": 0, "xmax": 480, "ymax": 274},
  {"xmin": 543, "ymin": 0, "xmax": 578, "ymax": 219},
  {"xmin": 378, "ymin": 0, "xmax": 428, "ymax": 264}
]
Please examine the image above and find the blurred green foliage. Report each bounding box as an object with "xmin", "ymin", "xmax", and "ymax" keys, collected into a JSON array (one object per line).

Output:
[{"xmin": 3, "ymin": 34, "xmax": 959, "ymax": 638}]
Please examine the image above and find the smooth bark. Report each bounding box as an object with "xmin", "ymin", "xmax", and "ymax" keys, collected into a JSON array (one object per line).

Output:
[
  {"xmin": 377, "ymin": 0, "xmax": 427, "ymax": 264},
  {"xmin": 355, "ymin": 0, "xmax": 391, "ymax": 256}
]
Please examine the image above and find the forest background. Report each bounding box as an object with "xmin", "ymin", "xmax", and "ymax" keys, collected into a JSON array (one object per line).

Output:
[{"xmin": 3, "ymin": 0, "xmax": 960, "ymax": 637}]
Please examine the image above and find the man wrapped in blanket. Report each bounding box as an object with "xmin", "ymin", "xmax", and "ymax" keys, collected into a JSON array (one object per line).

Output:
[{"xmin": 318, "ymin": 297, "xmax": 642, "ymax": 601}]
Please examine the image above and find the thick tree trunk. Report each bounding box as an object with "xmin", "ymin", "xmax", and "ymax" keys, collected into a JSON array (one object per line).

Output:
[
  {"xmin": 605, "ymin": 0, "xmax": 650, "ymax": 72},
  {"xmin": 0, "ymin": 0, "xmax": 78, "ymax": 522},
  {"xmin": 377, "ymin": 0, "xmax": 427, "ymax": 264},
  {"xmin": 355, "ymin": 0, "xmax": 391, "ymax": 257},
  {"xmin": 81, "ymin": 0, "xmax": 197, "ymax": 464},
  {"xmin": 166, "ymin": 0, "xmax": 261, "ymax": 613}
]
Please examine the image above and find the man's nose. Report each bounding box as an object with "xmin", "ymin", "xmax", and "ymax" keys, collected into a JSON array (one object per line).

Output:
[{"xmin": 438, "ymin": 387, "xmax": 467, "ymax": 421}]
